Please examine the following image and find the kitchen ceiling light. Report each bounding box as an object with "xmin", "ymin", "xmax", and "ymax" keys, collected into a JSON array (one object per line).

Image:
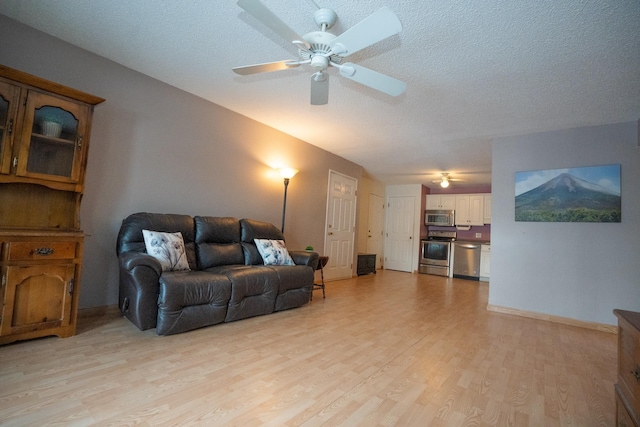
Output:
[{"xmin": 440, "ymin": 176, "xmax": 449, "ymax": 188}]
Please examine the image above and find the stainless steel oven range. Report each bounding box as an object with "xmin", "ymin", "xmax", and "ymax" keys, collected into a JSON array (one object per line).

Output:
[{"xmin": 419, "ymin": 230, "xmax": 456, "ymax": 276}]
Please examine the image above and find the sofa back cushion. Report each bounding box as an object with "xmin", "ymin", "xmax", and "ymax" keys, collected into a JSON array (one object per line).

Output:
[
  {"xmin": 194, "ymin": 216, "xmax": 245, "ymax": 269},
  {"xmin": 116, "ymin": 213, "xmax": 197, "ymax": 269},
  {"xmin": 240, "ymin": 218, "xmax": 286, "ymax": 265}
]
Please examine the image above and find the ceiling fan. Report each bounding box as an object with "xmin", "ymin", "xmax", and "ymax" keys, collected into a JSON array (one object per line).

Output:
[
  {"xmin": 432, "ymin": 173, "xmax": 463, "ymax": 188},
  {"xmin": 233, "ymin": 0, "xmax": 406, "ymax": 105}
]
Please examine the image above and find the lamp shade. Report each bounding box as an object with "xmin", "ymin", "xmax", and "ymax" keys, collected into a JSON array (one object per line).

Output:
[
  {"xmin": 440, "ymin": 177, "xmax": 449, "ymax": 188},
  {"xmin": 279, "ymin": 168, "xmax": 299, "ymax": 179}
]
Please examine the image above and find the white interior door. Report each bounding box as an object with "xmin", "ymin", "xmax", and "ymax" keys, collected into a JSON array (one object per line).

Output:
[
  {"xmin": 385, "ymin": 195, "xmax": 415, "ymax": 272},
  {"xmin": 366, "ymin": 193, "xmax": 384, "ymax": 270},
  {"xmin": 324, "ymin": 171, "xmax": 357, "ymax": 281}
]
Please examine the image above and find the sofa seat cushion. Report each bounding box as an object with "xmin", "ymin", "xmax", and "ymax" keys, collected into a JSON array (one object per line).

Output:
[
  {"xmin": 268, "ymin": 265, "xmax": 313, "ymax": 293},
  {"xmin": 269, "ymin": 265, "xmax": 314, "ymax": 311},
  {"xmin": 157, "ymin": 271, "xmax": 232, "ymax": 335},
  {"xmin": 205, "ymin": 265, "xmax": 279, "ymax": 322}
]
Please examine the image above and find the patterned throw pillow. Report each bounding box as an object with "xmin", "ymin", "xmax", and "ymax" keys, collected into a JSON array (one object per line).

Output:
[
  {"xmin": 142, "ymin": 230, "xmax": 191, "ymax": 271},
  {"xmin": 254, "ymin": 239, "xmax": 295, "ymax": 266}
]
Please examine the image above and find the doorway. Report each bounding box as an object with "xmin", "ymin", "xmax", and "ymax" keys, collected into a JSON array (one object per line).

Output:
[
  {"xmin": 384, "ymin": 195, "xmax": 415, "ymax": 272},
  {"xmin": 324, "ymin": 170, "xmax": 357, "ymax": 281}
]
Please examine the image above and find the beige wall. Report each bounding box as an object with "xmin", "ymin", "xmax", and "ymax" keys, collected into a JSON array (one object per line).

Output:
[{"xmin": 0, "ymin": 16, "xmax": 376, "ymax": 308}]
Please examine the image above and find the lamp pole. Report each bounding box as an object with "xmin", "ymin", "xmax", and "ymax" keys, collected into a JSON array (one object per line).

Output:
[
  {"xmin": 281, "ymin": 177, "xmax": 290, "ymax": 232},
  {"xmin": 279, "ymin": 168, "xmax": 298, "ymax": 233}
]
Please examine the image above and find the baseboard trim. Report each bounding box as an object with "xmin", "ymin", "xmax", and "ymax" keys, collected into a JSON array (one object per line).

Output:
[
  {"xmin": 78, "ymin": 304, "xmax": 121, "ymax": 320},
  {"xmin": 79, "ymin": 304, "xmax": 617, "ymax": 333},
  {"xmin": 486, "ymin": 304, "xmax": 617, "ymax": 334}
]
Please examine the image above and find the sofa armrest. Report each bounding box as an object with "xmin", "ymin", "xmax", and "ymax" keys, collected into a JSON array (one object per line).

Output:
[
  {"xmin": 289, "ymin": 251, "xmax": 319, "ymax": 270},
  {"xmin": 120, "ymin": 251, "xmax": 163, "ymax": 275},
  {"xmin": 118, "ymin": 251, "xmax": 163, "ymax": 331}
]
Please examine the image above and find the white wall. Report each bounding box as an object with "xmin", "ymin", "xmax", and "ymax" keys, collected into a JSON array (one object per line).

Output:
[{"xmin": 490, "ymin": 121, "xmax": 640, "ymax": 325}]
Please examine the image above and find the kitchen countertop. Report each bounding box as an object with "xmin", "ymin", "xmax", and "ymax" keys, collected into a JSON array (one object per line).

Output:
[
  {"xmin": 419, "ymin": 236, "xmax": 491, "ymax": 245},
  {"xmin": 454, "ymin": 239, "xmax": 491, "ymax": 245},
  {"xmin": 419, "ymin": 237, "xmax": 491, "ymax": 244}
]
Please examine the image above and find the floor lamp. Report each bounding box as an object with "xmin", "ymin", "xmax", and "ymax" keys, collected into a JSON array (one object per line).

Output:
[{"xmin": 279, "ymin": 168, "xmax": 299, "ymax": 232}]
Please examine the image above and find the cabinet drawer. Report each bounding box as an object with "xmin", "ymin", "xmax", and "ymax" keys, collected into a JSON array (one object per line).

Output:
[{"xmin": 7, "ymin": 241, "xmax": 77, "ymax": 261}]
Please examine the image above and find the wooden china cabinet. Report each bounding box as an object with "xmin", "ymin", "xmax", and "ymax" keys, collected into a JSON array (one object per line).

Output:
[
  {"xmin": 0, "ymin": 65, "xmax": 104, "ymax": 344},
  {"xmin": 614, "ymin": 309, "xmax": 640, "ymax": 426}
]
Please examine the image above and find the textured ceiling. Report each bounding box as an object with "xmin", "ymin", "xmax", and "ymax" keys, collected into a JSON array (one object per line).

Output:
[{"xmin": 1, "ymin": 0, "xmax": 639, "ymax": 188}]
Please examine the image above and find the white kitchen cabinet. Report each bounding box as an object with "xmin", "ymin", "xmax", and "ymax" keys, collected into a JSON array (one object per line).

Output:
[
  {"xmin": 455, "ymin": 195, "xmax": 484, "ymax": 226},
  {"xmin": 480, "ymin": 244, "xmax": 490, "ymax": 281},
  {"xmin": 483, "ymin": 194, "xmax": 492, "ymax": 224},
  {"xmin": 426, "ymin": 194, "xmax": 456, "ymax": 210}
]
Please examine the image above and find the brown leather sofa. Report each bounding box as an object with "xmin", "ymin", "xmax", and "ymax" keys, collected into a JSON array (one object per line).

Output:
[{"xmin": 116, "ymin": 213, "xmax": 319, "ymax": 335}]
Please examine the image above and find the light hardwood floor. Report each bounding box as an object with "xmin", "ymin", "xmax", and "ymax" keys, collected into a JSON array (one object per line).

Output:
[{"xmin": 0, "ymin": 270, "xmax": 617, "ymax": 426}]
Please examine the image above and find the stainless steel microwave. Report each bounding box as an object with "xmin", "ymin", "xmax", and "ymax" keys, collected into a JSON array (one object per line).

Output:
[{"xmin": 425, "ymin": 210, "xmax": 455, "ymax": 226}]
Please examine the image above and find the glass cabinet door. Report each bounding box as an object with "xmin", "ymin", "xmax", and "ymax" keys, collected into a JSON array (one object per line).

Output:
[
  {"xmin": 17, "ymin": 91, "xmax": 89, "ymax": 183},
  {"xmin": 0, "ymin": 80, "xmax": 20, "ymax": 175}
]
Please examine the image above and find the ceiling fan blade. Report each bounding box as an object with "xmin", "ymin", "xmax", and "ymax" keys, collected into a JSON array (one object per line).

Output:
[
  {"xmin": 237, "ymin": 0, "xmax": 310, "ymax": 50},
  {"xmin": 338, "ymin": 62, "xmax": 406, "ymax": 97},
  {"xmin": 310, "ymin": 72, "xmax": 329, "ymax": 105},
  {"xmin": 432, "ymin": 174, "xmax": 463, "ymax": 183},
  {"xmin": 305, "ymin": 0, "xmax": 320, "ymax": 10},
  {"xmin": 329, "ymin": 7, "xmax": 402, "ymax": 57},
  {"xmin": 233, "ymin": 60, "xmax": 301, "ymax": 75}
]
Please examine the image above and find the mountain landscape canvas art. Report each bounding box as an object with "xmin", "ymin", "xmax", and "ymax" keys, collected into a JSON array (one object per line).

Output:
[{"xmin": 515, "ymin": 165, "xmax": 621, "ymax": 222}]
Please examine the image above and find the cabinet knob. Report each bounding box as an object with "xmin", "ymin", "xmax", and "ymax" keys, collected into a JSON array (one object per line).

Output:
[
  {"xmin": 632, "ymin": 367, "xmax": 640, "ymax": 382},
  {"xmin": 33, "ymin": 247, "xmax": 54, "ymax": 256}
]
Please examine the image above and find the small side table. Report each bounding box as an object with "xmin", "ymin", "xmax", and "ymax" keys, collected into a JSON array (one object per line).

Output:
[
  {"xmin": 312, "ymin": 256, "xmax": 328, "ymax": 300},
  {"xmin": 357, "ymin": 253, "xmax": 376, "ymax": 276}
]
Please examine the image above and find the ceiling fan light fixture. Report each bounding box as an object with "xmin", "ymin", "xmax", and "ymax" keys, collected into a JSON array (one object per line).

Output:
[
  {"xmin": 311, "ymin": 55, "xmax": 329, "ymax": 71},
  {"xmin": 440, "ymin": 175, "xmax": 450, "ymax": 188}
]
